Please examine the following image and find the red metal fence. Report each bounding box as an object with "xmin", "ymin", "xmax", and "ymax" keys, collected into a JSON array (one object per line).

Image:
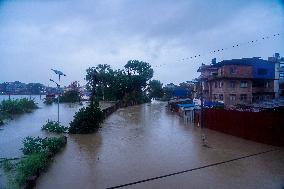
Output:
[{"xmin": 203, "ymin": 109, "xmax": 284, "ymax": 147}]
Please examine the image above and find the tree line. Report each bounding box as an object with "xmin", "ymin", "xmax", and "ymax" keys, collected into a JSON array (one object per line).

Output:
[{"xmin": 86, "ymin": 60, "xmax": 163, "ymax": 104}]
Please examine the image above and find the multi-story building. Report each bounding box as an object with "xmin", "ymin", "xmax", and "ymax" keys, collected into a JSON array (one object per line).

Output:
[
  {"xmin": 198, "ymin": 56, "xmax": 277, "ymax": 107},
  {"xmin": 268, "ymin": 53, "xmax": 284, "ymax": 98}
]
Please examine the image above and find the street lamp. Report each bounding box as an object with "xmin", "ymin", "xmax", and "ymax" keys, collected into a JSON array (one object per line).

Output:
[
  {"xmin": 50, "ymin": 69, "xmax": 66, "ymax": 123},
  {"xmin": 199, "ymin": 78, "xmax": 209, "ymax": 147}
]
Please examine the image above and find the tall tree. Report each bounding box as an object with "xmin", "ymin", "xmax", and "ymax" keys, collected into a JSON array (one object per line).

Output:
[
  {"xmin": 85, "ymin": 60, "xmax": 153, "ymax": 104},
  {"xmin": 148, "ymin": 80, "xmax": 163, "ymax": 99}
]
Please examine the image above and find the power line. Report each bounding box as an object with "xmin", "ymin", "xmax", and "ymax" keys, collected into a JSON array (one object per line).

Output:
[
  {"xmin": 181, "ymin": 33, "xmax": 280, "ymax": 61},
  {"xmin": 107, "ymin": 148, "xmax": 279, "ymax": 189},
  {"xmin": 150, "ymin": 33, "xmax": 281, "ymax": 68}
]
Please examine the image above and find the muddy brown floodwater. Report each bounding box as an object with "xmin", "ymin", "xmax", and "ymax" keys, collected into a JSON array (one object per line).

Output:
[
  {"xmin": 35, "ymin": 101, "xmax": 284, "ymax": 189},
  {"xmin": 0, "ymin": 96, "xmax": 114, "ymax": 188}
]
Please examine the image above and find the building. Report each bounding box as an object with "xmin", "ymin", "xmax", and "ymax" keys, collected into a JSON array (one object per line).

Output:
[
  {"xmin": 163, "ymin": 82, "xmax": 192, "ymax": 99},
  {"xmin": 198, "ymin": 56, "xmax": 277, "ymax": 107},
  {"xmin": 268, "ymin": 53, "xmax": 284, "ymax": 98}
]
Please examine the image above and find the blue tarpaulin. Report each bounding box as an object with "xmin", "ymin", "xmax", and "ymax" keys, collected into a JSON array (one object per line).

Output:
[{"xmin": 177, "ymin": 103, "xmax": 195, "ymax": 108}]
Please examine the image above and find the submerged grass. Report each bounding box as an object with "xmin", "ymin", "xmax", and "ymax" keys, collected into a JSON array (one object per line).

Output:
[
  {"xmin": 15, "ymin": 152, "xmax": 49, "ymax": 187},
  {"xmin": 1, "ymin": 136, "xmax": 67, "ymax": 189},
  {"xmin": 0, "ymin": 98, "xmax": 38, "ymax": 125}
]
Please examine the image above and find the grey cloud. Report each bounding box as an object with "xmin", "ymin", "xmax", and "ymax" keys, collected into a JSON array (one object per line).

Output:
[{"xmin": 0, "ymin": 0, "xmax": 283, "ymax": 86}]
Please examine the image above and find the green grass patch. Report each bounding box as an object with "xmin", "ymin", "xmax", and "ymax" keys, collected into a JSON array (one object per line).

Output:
[
  {"xmin": 15, "ymin": 152, "xmax": 49, "ymax": 187},
  {"xmin": 1, "ymin": 136, "xmax": 67, "ymax": 189}
]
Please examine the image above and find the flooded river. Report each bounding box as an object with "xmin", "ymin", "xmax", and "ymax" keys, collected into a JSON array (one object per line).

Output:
[
  {"xmin": 1, "ymin": 97, "xmax": 283, "ymax": 189},
  {"xmin": 36, "ymin": 101, "xmax": 284, "ymax": 189},
  {"xmin": 0, "ymin": 95, "xmax": 113, "ymax": 188}
]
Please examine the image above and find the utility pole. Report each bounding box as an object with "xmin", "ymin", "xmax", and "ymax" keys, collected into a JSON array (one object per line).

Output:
[
  {"xmin": 200, "ymin": 78, "xmax": 208, "ymax": 147},
  {"xmin": 50, "ymin": 69, "xmax": 66, "ymax": 123}
]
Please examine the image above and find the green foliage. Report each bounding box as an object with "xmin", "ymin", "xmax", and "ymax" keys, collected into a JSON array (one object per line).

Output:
[
  {"xmin": 148, "ymin": 80, "xmax": 164, "ymax": 99},
  {"xmin": 43, "ymin": 98, "xmax": 54, "ymax": 105},
  {"xmin": 0, "ymin": 159, "xmax": 15, "ymax": 172},
  {"xmin": 22, "ymin": 136, "xmax": 66, "ymax": 155},
  {"xmin": 0, "ymin": 98, "xmax": 38, "ymax": 115},
  {"xmin": 15, "ymin": 152, "xmax": 49, "ymax": 187},
  {"xmin": 0, "ymin": 98, "xmax": 38, "ymax": 125},
  {"xmin": 59, "ymin": 90, "xmax": 81, "ymax": 103},
  {"xmin": 41, "ymin": 120, "xmax": 68, "ymax": 133},
  {"xmin": 86, "ymin": 60, "xmax": 154, "ymax": 104},
  {"xmin": 26, "ymin": 83, "xmax": 45, "ymax": 95},
  {"xmin": 1, "ymin": 136, "xmax": 66, "ymax": 189},
  {"xmin": 69, "ymin": 100, "xmax": 104, "ymax": 134}
]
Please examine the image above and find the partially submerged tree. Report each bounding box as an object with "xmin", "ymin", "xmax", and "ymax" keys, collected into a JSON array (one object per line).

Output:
[
  {"xmin": 59, "ymin": 81, "xmax": 81, "ymax": 103},
  {"xmin": 148, "ymin": 80, "xmax": 163, "ymax": 99},
  {"xmin": 85, "ymin": 60, "xmax": 153, "ymax": 104}
]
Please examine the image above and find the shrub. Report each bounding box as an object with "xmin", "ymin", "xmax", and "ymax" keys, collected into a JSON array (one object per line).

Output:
[
  {"xmin": 1, "ymin": 136, "xmax": 67, "ymax": 189},
  {"xmin": 69, "ymin": 101, "xmax": 104, "ymax": 134},
  {"xmin": 0, "ymin": 98, "xmax": 38, "ymax": 115},
  {"xmin": 22, "ymin": 136, "xmax": 67, "ymax": 155},
  {"xmin": 41, "ymin": 120, "xmax": 68, "ymax": 133},
  {"xmin": 15, "ymin": 152, "xmax": 49, "ymax": 186},
  {"xmin": 43, "ymin": 98, "xmax": 54, "ymax": 105},
  {"xmin": 0, "ymin": 159, "xmax": 15, "ymax": 172},
  {"xmin": 59, "ymin": 90, "xmax": 81, "ymax": 103}
]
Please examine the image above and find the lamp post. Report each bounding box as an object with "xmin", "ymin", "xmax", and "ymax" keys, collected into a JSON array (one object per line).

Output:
[
  {"xmin": 199, "ymin": 78, "xmax": 208, "ymax": 147},
  {"xmin": 50, "ymin": 69, "xmax": 66, "ymax": 123}
]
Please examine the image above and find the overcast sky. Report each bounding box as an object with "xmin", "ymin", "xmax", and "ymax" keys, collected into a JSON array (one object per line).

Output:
[{"xmin": 0, "ymin": 0, "xmax": 283, "ymax": 86}]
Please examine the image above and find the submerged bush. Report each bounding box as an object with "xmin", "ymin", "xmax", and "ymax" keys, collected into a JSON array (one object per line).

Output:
[
  {"xmin": 59, "ymin": 90, "xmax": 81, "ymax": 103},
  {"xmin": 43, "ymin": 98, "xmax": 54, "ymax": 105},
  {"xmin": 22, "ymin": 136, "xmax": 67, "ymax": 155},
  {"xmin": 0, "ymin": 159, "xmax": 15, "ymax": 172},
  {"xmin": 69, "ymin": 101, "xmax": 104, "ymax": 134},
  {"xmin": 15, "ymin": 152, "xmax": 49, "ymax": 187},
  {"xmin": 41, "ymin": 120, "xmax": 68, "ymax": 133},
  {"xmin": 0, "ymin": 98, "xmax": 38, "ymax": 115},
  {"xmin": 2, "ymin": 136, "xmax": 67, "ymax": 189}
]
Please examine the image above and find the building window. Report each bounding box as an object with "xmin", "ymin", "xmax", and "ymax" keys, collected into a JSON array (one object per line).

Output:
[
  {"xmin": 219, "ymin": 81, "xmax": 223, "ymax": 88},
  {"xmin": 230, "ymin": 81, "xmax": 236, "ymax": 88},
  {"xmin": 240, "ymin": 94, "xmax": 247, "ymax": 101},
  {"xmin": 214, "ymin": 81, "xmax": 217, "ymax": 88},
  {"xmin": 219, "ymin": 94, "xmax": 223, "ymax": 101},
  {"xmin": 257, "ymin": 68, "xmax": 268, "ymax": 75},
  {"xmin": 265, "ymin": 82, "xmax": 271, "ymax": 88},
  {"xmin": 229, "ymin": 94, "xmax": 236, "ymax": 101},
  {"xmin": 230, "ymin": 67, "xmax": 236, "ymax": 74},
  {"xmin": 240, "ymin": 81, "xmax": 248, "ymax": 88}
]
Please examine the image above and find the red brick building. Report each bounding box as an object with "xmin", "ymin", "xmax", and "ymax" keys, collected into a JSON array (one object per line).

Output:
[{"xmin": 198, "ymin": 57, "xmax": 276, "ymax": 107}]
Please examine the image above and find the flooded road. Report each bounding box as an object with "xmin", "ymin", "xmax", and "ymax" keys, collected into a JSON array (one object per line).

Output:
[{"xmin": 34, "ymin": 101, "xmax": 284, "ymax": 189}]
